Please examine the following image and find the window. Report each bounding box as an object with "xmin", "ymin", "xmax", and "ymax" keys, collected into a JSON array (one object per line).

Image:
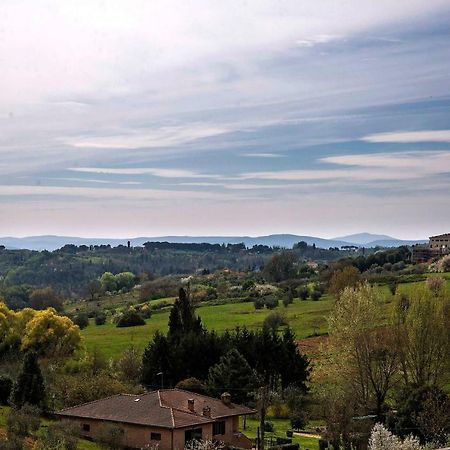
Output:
[
  {"xmin": 185, "ymin": 428, "xmax": 202, "ymax": 443},
  {"xmin": 82, "ymin": 424, "xmax": 91, "ymax": 432},
  {"xmin": 151, "ymin": 432, "xmax": 162, "ymax": 441},
  {"xmin": 213, "ymin": 421, "xmax": 225, "ymax": 436}
]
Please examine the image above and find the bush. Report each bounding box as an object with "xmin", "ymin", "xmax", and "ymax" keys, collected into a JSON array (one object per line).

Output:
[
  {"xmin": 263, "ymin": 421, "xmax": 274, "ymax": 432},
  {"xmin": 298, "ymin": 286, "xmax": 309, "ymax": 300},
  {"xmin": 7, "ymin": 405, "xmax": 41, "ymax": 439},
  {"xmin": 73, "ymin": 313, "xmax": 89, "ymax": 329},
  {"xmin": 310, "ymin": 290, "xmax": 322, "ymax": 301},
  {"xmin": 263, "ymin": 312, "xmax": 288, "ymax": 331},
  {"xmin": 264, "ymin": 296, "xmax": 279, "ymax": 309},
  {"xmin": 0, "ymin": 375, "xmax": 13, "ymax": 405},
  {"xmin": 140, "ymin": 305, "xmax": 152, "ymax": 319},
  {"xmin": 95, "ymin": 312, "xmax": 107, "ymax": 325},
  {"xmin": 34, "ymin": 422, "xmax": 79, "ymax": 450},
  {"xmin": 116, "ymin": 310, "xmax": 145, "ymax": 328},
  {"xmin": 175, "ymin": 377, "xmax": 207, "ymax": 394},
  {"xmin": 254, "ymin": 299, "xmax": 265, "ymax": 310}
]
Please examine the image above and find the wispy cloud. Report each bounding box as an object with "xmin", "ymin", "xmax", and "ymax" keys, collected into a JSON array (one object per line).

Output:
[
  {"xmin": 63, "ymin": 124, "xmax": 229, "ymax": 149},
  {"xmin": 362, "ymin": 130, "xmax": 450, "ymax": 143},
  {"xmin": 69, "ymin": 167, "xmax": 219, "ymax": 179},
  {"xmin": 240, "ymin": 153, "xmax": 285, "ymax": 158}
]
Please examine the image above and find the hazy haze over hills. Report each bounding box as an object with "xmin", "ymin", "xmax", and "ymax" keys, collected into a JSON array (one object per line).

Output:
[{"xmin": 0, "ymin": 234, "xmax": 427, "ymax": 251}]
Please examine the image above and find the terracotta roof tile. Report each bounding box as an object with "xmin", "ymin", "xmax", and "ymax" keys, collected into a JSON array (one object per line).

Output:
[{"xmin": 56, "ymin": 389, "xmax": 255, "ymax": 429}]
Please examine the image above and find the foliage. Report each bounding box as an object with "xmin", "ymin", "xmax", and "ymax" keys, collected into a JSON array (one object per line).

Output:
[
  {"xmin": 368, "ymin": 423, "xmax": 423, "ymax": 450},
  {"xmin": 6, "ymin": 404, "xmax": 40, "ymax": 439},
  {"xmin": 21, "ymin": 308, "xmax": 81, "ymax": 356},
  {"xmin": 297, "ymin": 286, "xmax": 309, "ymax": 301},
  {"xmin": 263, "ymin": 251, "xmax": 298, "ymax": 282},
  {"xmin": 207, "ymin": 349, "xmax": 259, "ymax": 404},
  {"xmin": 97, "ymin": 423, "xmax": 124, "ymax": 450},
  {"xmin": 168, "ymin": 288, "xmax": 203, "ymax": 339},
  {"xmin": 175, "ymin": 377, "xmax": 207, "ymax": 394},
  {"xmin": 116, "ymin": 309, "xmax": 145, "ymax": 328},
  {"xmin": 10, "ymin": 352, "xmax": 46, "ymax": 409},
  {"xmin": 73, "ymin": 313, "xmax": 89, "ymax": 330},
  {"xmin": 392, "ymin": 285, "xmax": 450, "ymax": 387},
  {"xmin": 310, "ymin": 290, "xmax": 322, "ymax": 301},
  {"xmin": 29, "ymin": 287, "xmax": 63, "ymax": 311},
  {"xmin": 115, "ymin": 345, "xmax": 142, "ymax": 383},
  {"xmin": 328, "ymin": 266, "xmax": 360, "ymax": 298},
  {"xmin": 33, "ymin": 421, "xmax": 79, "ymax": 450},
  {"xmin": 94, "ymin": 312, "xmax": 106, "ymax": 325},
  {"xmin": 263, "ymin": 312, "xmax": 288, "ymax": 331}
]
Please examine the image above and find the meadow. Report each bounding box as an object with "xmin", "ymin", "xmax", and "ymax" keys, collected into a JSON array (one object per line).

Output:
[{"xmin": 81, "ymin": 296, "xmax": 334, "ymax": 358}]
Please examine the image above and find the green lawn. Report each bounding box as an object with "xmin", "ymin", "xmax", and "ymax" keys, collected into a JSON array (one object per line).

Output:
[
  {"xmin": 82, "ymin": 297, "xmax": 333, "ymax": 358},
  {"xmin": 241, "ymin": 417, "xmax": 319, "ymax": 450}
]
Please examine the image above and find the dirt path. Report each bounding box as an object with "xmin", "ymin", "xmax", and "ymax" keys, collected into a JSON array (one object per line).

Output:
[{"xmin": 293, "ymin": 431, "xmax": 321, "ymax": 439}]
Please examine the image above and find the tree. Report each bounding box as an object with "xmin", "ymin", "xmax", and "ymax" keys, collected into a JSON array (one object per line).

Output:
[
  {"xmin": 21, "ymin": 308, "xmax": 81, "ymax": 357},
  {"xmin": 95, "ymin": 312, "xmax": 107, "ymax": 325},
  {"xmin": 368, "ymin": 423, "xmax": 423, "ymax": 450},
  {"xmin": 176, "ymin": 377, "xmax": 207, "ymax": 394},
  {"xmin": 207, "ymin": 349, "xmax": 259, "ymax": 404},
  {"xmin": 298, "ymin": 286, "xmax": 309, "ymax": 300},
  {"xmin": 328, "ymin": 266, "xmax": 360, "ymax": 298},
  {"xmin": 73, "ymin": 313, "xmax": 89, "ymax": 329},
  {"xmin": 168, "ymin": 288, "xmax": 203, "ymax": 340},
  {"xmin": 100, "ymin": 272, "xmax": 117, "ymax": 292},
  {"xmin": 263, "ymin": 312, "xmax": 287, "ymax": 332},
  {"xmin": 86, "ymin": 280, "xmax": 101, "ymax": 301},
  {"xmin": 33, "ymin": 421, "xmax": 79, "ymax": 450},
  {"xmin": 392, "ymin": 286, "xmax": 450, "ymax": 387},
  {"xmin": 116, "ymin": 310, "xmax": 145, "ymax": 327},
  {"xmin": 115, "ymin": 272, "xmax": 136, "ymax": 291},
  {"xmin": 10, "ymin": 351, "xmax": 46, "ymax": 409},
  {"xmin": 29, "ymin": 287, "xmax": 62, "ymax": 311},
  {"xmin": 116, "ymin": 346, "xmax": 142, "ymax": 383},
  {"xmin": 263, "ymin": 251, "xmax": 298, "ymax": 282},
  {"xmin": 328, "ymin": 283, "xmax": 397, "ymax": 415}
]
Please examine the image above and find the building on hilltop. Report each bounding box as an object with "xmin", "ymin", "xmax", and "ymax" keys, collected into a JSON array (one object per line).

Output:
[
  {"xmin": 412, "ymin": 233, "xmax": 450, "ymax": 263},
  {"xmin": 56, "ymin": 389, "xmax": 255, "ymax": 450}
]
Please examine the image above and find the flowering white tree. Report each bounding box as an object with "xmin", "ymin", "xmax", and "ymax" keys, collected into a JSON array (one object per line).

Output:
[
  {"xmin": 184, "ymin": 440, "xmax": 225, "ymax": 450},
  {"xmin": 368, "ymin": 423, "xmax": 423, "ymax": 450}
]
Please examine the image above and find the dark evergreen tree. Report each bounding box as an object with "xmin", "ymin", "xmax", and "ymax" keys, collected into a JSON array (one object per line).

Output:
[
  {"xmin": 168, "ymin": 288, "xmax": 203, "ymax": 340},
  {"xmin": 10, "ymin": 352, "xmax": 46, "ymax": 409},
  {"xmin": 207, "ymin": 349, "xmax": 259, "ymax": 404}
]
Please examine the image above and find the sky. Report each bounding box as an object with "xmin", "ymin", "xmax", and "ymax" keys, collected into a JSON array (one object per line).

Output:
[{"xmin": 1, "ymin": 0, "xmax": 450, "ymax": 239}]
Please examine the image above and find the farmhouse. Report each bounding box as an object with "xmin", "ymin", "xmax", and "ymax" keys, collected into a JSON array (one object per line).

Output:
[
  {"xmin": 56, "ymin": 389, "xmax": 255, "ymax": 450},
  {"xmin": 411, "ymin": 233, "xmax": 450, "ymax": 263}
]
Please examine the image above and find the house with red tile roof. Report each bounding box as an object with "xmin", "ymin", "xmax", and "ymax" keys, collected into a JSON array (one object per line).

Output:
[{"xmin": 56, "ymin": 389, "xmax": 255, "ymax": 450}]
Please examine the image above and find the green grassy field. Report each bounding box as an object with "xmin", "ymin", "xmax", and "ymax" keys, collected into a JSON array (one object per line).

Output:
[
  {"xmin": 241, "ymin": 417, "xmax": 319, "ymax": 450},
  {"xmin": 82, "ymin": 296, "xmax": 334, "ymax": 358}
]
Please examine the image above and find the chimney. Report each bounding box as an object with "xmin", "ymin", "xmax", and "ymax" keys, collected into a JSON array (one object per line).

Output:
[
  {"xmin": 202, "ymin": 406, "xmax": 211, "ymax": 418},
  {"xmin": 187, "ymin": 398, "xmax": 195, "ymax": 412},
  {"xmin": 221, "ymin": 392, "xmax": 231, "ymax": 406}
]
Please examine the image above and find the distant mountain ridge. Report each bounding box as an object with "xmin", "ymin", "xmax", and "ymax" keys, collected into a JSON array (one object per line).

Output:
[{"xmin": 0, "ymin": 233, "xmax": 427, "ymax": 251}]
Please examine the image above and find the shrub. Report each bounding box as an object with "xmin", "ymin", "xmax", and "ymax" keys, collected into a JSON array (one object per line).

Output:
[
  {"xmin": 7, "ymin": 405, "xmax": 41, "ymax": 439},
  {"xmin": 263, "ymin": 421, "xmax": 274, "ymax": 432},
  {"xmin": 95, "ymin": 312, "xmax": 107, "ymax": 325},
  {"xmin": 310, "ymin": 290, "xmax": 322, "ymax": 301},
  {"xmin": 98, "ymin": 423, "xmax": 124, "ymax": 450},
  {"xmin": 176, "ymin": 377, "xmax": 207, "ymax": 394},
  {"xmin": 116, "ymin": 310, "xmax": 145, "ymax": 328},
  {"xmin": 140, "ymin": 305, "xmax": 152, "ymax": 319},
  {"xmin": 298, "ymin": 286, "xmax": 309, "ymax": 300},
  {"xmin": 263, "ymin": 312, "xmax": 288, "ymax": 331},
  {"xmin": 34, "ymin": 422, "xmax": 79, "ymax": 450},
  {"xmin": 73, "ymin": 313, "xmax": 89, "ymax": 329},
  {"xmin": 264, "ymin": 296, "xmax": 279, "ymax": 309},
  {"xmin": 254, "ymin": 299, "xmax": 265, "ymax": 310}
]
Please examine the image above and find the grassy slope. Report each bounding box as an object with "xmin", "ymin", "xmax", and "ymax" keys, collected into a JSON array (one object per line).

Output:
[
  {"xmin": 241, "ymin": 417, "xmax": 319, "ymax": 450},
  {"xmin": 82, "ymin": 296, "xmax": 333, "ymax": 358}
]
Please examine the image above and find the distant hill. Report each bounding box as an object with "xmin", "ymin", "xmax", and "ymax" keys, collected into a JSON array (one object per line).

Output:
[
  {"xmin": 0, "ymin": 233, "xmax": 427, "ymax": 251},
  {"xmin": 333, "ymin": 233, "xmax": 396, "ymax": 245}
]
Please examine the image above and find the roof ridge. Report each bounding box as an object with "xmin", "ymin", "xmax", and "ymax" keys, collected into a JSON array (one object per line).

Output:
[{"xmin": 57, "ymin": 393, "xmax": 125, "ymax": 413}]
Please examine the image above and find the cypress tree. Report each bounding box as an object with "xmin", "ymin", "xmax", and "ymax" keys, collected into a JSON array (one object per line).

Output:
[{"xmin": 10, "ymin": 351, "xmax": 46, "ymax": 409}]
